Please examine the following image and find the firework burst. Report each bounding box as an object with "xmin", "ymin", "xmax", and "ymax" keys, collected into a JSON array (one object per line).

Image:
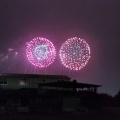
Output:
[
  {"xmin": 59, "ymin": 37, "xmax": 91, "ymax": 70},
  {"xmin": 26, "ymin": 37, "xmax": 56, "ymax": 68}
]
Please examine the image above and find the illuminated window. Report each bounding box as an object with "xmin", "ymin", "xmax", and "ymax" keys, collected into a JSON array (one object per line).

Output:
[
  {"xmin": 0, "ymin": 78, "xmax": 7, "ymax": 85},
  {"xmin": 19, "ymin": 79, "xmax": 27, "ymax": 85}
]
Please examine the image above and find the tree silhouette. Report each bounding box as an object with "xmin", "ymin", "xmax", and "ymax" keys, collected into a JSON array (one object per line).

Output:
[
  {"xmin": 114, "ymin": 90, "xmax": 120, "ymax": 107},
  {"xmin": 98, "ymin": 93, "xmax": 113, "ymax": 107}
]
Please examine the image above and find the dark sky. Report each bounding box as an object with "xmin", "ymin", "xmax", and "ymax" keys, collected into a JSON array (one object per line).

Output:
[{"xmin": 0, "ymin": 0, "xmax": 120, "ymax": 96}]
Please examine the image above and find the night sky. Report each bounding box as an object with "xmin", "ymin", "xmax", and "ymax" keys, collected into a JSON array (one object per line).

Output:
[{"xmin": 0, "ymin": 0, "xmax": 120, "ymax": 96}]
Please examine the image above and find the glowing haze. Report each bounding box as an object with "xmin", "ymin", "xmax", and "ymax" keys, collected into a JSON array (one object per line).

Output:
[
  {"xmin": 59, "ymin": 37, "xmax": 91, "ymax": 70},
  {"xmin": 26, "ymin": 37, "xmax": 56, "ymax": 68}
]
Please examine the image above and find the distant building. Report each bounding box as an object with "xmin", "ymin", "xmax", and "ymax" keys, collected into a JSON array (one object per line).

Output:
[
  {"xmin": 37, "ymin": 81, "xmax": 101, "ymax": 112},
  {"xmin": 0, "ymin": 73, "xmax": 70, "ymax": 89},
  {"xmin": 38, "ymin": 81, "xmax": 101, "ymax": 93},
  {"xmin": 0, "ymin": 73, "xmax": 102, "ymax": 113}
]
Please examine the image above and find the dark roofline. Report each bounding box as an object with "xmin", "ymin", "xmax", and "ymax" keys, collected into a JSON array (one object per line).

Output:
[
  {"xmin": 38, "ymin": 81, "xmax": 102, "ymax": 88},
  {"xmin": 0, "ymin": 73, "xmax": 70, "ymax": 80}
]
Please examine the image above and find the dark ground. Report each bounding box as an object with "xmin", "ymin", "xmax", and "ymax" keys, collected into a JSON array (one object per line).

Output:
[{"xmin": 0, "ymin": 108, "xmax": 120, "ymax": 120}]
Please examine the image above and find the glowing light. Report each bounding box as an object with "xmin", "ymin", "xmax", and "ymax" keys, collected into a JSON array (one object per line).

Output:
[
  {"xmin": 59, "ymin": 37, "xmax": 91, "ymax": 70},
  {"xmin": 26, "ymin": 37, "xmax": 56, "ymax": 68}
]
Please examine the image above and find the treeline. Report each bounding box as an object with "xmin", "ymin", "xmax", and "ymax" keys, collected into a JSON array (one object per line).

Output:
[{"xmin": 98, "ymin": 90, "xmax": 120, "ymax": 107}]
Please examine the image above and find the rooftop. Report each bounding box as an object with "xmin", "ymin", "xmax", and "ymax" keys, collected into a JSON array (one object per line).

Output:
[
  {"xmin": 0, "ymin": 73, "xmax": 70, "ymax": 80},
  {"xmin": 38, "ymin": 81, "xmax": 102, "ymax": 88}
]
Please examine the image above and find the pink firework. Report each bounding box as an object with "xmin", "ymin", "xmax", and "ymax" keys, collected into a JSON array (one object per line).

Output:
[
  {"xmin": 59, "ymin": 37, "xmax": 91, "ymax": 70},
  {"xmin": 26, "ymin": 37, "xmax": 56, "ymax": 68}
]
